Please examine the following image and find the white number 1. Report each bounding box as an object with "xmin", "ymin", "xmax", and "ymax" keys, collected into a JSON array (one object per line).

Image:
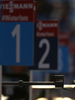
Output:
[{"xmin": 12, "ymin": 24, "xmax": 20, "ymax": 63}]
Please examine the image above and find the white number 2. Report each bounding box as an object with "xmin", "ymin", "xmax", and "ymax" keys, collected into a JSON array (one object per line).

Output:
[
  {"xmin": 38, "ymin": 39, "xmax": 50, "ymax": 69},
  {"xmin": 12, "ymin": 24, "xmax": 20, "ymax": 63}
]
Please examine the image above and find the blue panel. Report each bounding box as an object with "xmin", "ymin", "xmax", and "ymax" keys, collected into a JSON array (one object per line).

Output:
[
  {"xmin": 34, "ymin": 37, "xmax": 58, "ymax": 70},
  {"xmin": 44, "ymin": 46, "xmax": 69, "ymax": 73},
  {"xmin": 0, "ymin": 22, "xmax": 34, "ymax": 65},
  {"xmin": 58, "ymin": 46, "xmax": 69, "ymax": 73},
  {"xmin": 33, "ymin": 71, "xmax": 45, "ymax": 81}
]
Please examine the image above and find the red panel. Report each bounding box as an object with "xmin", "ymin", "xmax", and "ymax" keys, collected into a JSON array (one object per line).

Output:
[
  {"xmin": 69, "ymin": 42, "xmax": 75, "ymax": 53},
  {"xmin": 0, "ymin": 0, "xmax": 34, "ymax": 22},
  {"xmin": 59, "ymin": 32, "xmax": 69, "ymax": 46},
  {"xmin": 37, "ymin": 20, "xmax": 59, "ymax": 37}
]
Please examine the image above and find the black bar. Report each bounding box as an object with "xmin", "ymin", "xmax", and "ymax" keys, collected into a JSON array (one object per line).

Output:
[
  {"xmin": 2, "ymin": 81, "xmax": 19, "ymax": 86},
  {"xmin": 2, "ymin": 81, "xmax": 55, "ymax": 86}
]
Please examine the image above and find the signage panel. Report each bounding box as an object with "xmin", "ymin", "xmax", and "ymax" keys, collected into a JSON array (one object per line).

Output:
[
  {"xmin": 59, "ymin": 32, "xmax": 69, "ymax": 46},
  {"xmin": 0, "ymin": 0, "xmax": 34, "ymax": 22},
  {"xmin": 34, "ymin": 20, "xmax": 58, "ymax": 70},
  {"xmin": 44, "ymin": 32, "xmax": 69, "ymax": 73},
  {"xmin": 0, "ymin": 0, "xmax": 34, "ymax": 65},
  {"xmin": 58, "ymin": 46, "xmax": 69, "ymax": 73},
  {"xmin": 69, "ymin": 42, "xmax": 75, "ymax": 54}
]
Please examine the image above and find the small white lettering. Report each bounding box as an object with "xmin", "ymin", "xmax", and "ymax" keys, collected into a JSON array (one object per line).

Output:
[
  {"xmin": 2, "ymin": 15, "xmax": 28, "ymax": 21},
  {"xmin": 37, "ymin": 22, "xmax": 58, "ymax": 31},
  {"xmin": 0, "ymin": 1, "xmax": 33, "ymax": 13},
  {"xmin": 37, "ymin": 32, "xmax": 54, "ymax": 37}
]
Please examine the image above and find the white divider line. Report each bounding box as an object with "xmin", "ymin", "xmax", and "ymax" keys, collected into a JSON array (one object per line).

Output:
[
  {"xmin": 29, "ymin": 70, "xmax": 33, "ymax": 100},
  {"xmin": 31, "ymin": 84, "xmax": 75, "ymax": 89},
  {"xmin": 45, "ymin": 74, "xmax": 50, "ymax": 98}
]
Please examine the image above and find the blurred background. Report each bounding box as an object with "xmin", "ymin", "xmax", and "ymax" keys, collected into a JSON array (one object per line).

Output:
[{"xmin": 2, "ymin": 0, "xmax": 75, "ymax": 100}]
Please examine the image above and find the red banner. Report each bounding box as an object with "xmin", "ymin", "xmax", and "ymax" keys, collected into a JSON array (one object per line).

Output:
[
  {"xmin": 0, "ymin": 0, "xmax": 34, "ymax": 22},
  {"xmin": 37, "ymin": 21, "xmax": 58, "ymax": 37},
  {"xmin": 69, "ymin": 42, "xmax": 75, "ymax": 54},
  {"xmin": 59, "ymin": 32, "xmax": 69, "ymax": 46}
]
